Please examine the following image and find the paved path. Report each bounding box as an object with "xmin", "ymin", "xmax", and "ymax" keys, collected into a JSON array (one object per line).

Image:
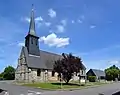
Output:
[
  {"xmin": 0, "ymin": 81, "xmax": 120, "ymax": 95},
  {"xmin": 0, "ymin": 81, "xmax": 43, "ymax": 95}
]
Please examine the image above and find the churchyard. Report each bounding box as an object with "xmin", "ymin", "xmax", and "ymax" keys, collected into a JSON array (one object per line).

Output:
[{"xmin": 21, "ymin": 80, "xmax": 110, "ymax": 90}]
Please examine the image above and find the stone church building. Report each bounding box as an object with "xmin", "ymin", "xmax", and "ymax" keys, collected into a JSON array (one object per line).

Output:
[{"xmin": 15, "ymin": 8, "xmax": 86, "ymax": 83}]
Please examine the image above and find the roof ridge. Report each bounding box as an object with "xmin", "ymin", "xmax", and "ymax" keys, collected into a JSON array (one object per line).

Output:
[{"xmin": 40, "ymin": 49, "xmax": 61, "ymax": 56}]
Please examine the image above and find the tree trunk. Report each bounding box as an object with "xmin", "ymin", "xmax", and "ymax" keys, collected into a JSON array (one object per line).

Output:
[{"xmin": 65, "ymin": 79, "xmax": 70, "ymax": 84}]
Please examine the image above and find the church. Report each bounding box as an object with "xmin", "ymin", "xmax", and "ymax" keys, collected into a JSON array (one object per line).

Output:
[{"xmin": 15, "ymin": 7, "xmax": 86, "ymax": 83}]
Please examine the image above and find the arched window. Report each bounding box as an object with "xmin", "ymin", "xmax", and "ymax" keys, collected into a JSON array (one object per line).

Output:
[
  {"xmin": 37, "ymin": 69, "xmax": 41, "ymax": 76},
  {"xmin": 82, "ymin": 70, "xmax": 84, "ymax": 75}
]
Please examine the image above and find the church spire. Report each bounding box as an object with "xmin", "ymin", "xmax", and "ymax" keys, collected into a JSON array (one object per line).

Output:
[
  {"xmin": 28, "ymin": 4, "xmax": 36, "ymax": 36},
  {"xmin": 25, "ymin": 4, "xmax": 40, "ymax": 56}
]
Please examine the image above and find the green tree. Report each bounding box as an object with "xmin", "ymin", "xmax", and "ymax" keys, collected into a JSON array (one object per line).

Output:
[
  {"xmin": 3, "ymin": 66, "xmax": 15, "ymax": 80},
  {"xmin": 0, "ymin": 72, "xmax": 4, "ymax": 78},
  {"xmin": 53, "ymin": 53, "xmax": 85, "ymax": 84},
  {"xmin": 88, "ymin": 76, "xmax": 96, "ymax": 82},
  {"xmin": 105, "ymin": 65, "xmax": 119, "ymax": 81}
]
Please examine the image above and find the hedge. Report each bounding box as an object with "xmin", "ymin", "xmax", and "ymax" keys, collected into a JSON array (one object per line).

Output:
[{"xmin": 88, "ymin": 76, "xmax": 96, "ymax": 82}]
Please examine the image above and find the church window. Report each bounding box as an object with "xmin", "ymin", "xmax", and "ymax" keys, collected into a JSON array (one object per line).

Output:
[
  {"xmin": 52, "ymin": 71, "xmax": 55, "ymax": 77},
  {"xmin": 82, "ymin": 70, "xmax": 84, "ymax": 75},
  {"xmin": 37, "ymin": 69, "xmax": 41, "ymax": 76}
]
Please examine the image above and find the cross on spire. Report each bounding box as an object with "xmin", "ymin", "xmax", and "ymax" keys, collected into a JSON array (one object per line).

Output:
[
  {"xmin": 32, "ymin": 4, "xmax": 34, "ymax": 11},
  {"xmin": 28, "ymin": 4, "xmax": 36, "ymax": 36}
]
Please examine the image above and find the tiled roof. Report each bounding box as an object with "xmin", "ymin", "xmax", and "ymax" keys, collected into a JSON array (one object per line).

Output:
[
  {"xmin": 22, "ymin": 46, "xmax": 86, "ymax": 70},
  {"xmin": 87, "ymin": 69, "xmax": 105, "ymax": 77}
]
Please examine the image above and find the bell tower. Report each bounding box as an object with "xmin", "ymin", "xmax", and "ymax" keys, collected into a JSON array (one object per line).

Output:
[{"xmin": 25, "ymin": 5, "xmax": 40, "ymax": 56}]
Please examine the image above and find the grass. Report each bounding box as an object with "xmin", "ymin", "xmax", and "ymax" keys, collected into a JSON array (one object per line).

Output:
[
  {"xmin": 23, "ymin": 82, "xmax": 82, "ymax": 89},
  {"xmin": 22, "ymin": 81, "xmax": 108, "ymax": 90}
]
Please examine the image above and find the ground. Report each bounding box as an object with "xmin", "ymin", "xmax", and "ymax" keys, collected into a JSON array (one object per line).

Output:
[
  {"xmin": 0, "ymin": 81, "xmax": 43, "ymax": 95},
  {"xmin": 22, "ymin": 81, "xmax": 107, "ymax": 90},
  {"xmin": 0, "ymin": 80, "xmax": 120, "ymax": 95}
]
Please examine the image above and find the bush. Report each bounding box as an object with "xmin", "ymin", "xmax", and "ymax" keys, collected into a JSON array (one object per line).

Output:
[
  {"xmin": 105, "ymin": 75, "xmax": 113, "ymax": 81},
  {"xmin": 88, "ymin": 76, "xmax": 96, "ymax": 82}
]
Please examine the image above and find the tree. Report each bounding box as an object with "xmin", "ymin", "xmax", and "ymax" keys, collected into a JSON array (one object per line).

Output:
[
  {"xmin": 105, "ymin": 65, "xmax": 119, "ymax": 81},
  {"xmin": 3, "ymin": 66, "xmax": 15, "ymax": 80},
  {"xmin": 88, "ymin": 76, "xmax": 96, "ymax": 82},
  {"xmin": 53, "ymin": 53, "xmax": 84, "ymax": 84},
  {"xmin": 0, "ymin": 72, "xmax": 4, "ymax": 78}
]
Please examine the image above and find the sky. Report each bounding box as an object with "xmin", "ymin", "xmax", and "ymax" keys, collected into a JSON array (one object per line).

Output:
[{"xmin": 0, "ymin": 0, "xmax": 120, "ymax": 72}]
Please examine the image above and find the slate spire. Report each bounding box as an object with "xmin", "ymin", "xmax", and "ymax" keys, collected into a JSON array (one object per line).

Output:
[
  {"xmin": 25, "ymin": 4, "xmax": 40, "ymax": 56},
  {"xmin": 28, "ymin": 4, "xmax": 36, "ymax": 36}
]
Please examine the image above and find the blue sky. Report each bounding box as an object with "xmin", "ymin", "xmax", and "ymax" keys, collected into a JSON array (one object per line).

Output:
[{"xmin": 0, "ymin": 0, "xmax": 120, "ymax": 72}]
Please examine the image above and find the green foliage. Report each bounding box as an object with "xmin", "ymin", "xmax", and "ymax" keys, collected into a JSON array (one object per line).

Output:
[
  {"xmin": 0, "ymin": 72, "xmax": 3, "ymax": 78},
  {"xmin": 105, "ymin": 65, "xmax": 120, "ymax": 81},
  {"xmin": 3, "ymin": 66, "xmax": 15, "ymax": 80},
  {"xmin": 54, "ymin": 53, "xmax": 84, "ymax": 84},
  {"xmin": 23, "ymin": 82, "xmax": 82, "ymax": 89},
  {"xmin": 88, "ymin": 76, "xmax": 96, "ymax": 82}
]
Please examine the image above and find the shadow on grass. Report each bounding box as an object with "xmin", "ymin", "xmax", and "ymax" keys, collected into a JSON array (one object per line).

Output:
[{"xmin": 51, "ymin": 83, "xmax": 81, "ymax": 86}]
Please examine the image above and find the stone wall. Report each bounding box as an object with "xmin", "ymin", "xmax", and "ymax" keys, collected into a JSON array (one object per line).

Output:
[
  {"xmin": 47, "ymin": 71, "xmax": 58, "ymax": 81},
  {"xmin": 15, "ymin": 52, "xmax": 30, "ymax": 82},
  {"xmin": 15, "ymin": 50, "xmax": 86, "ymax": 83},
  {"xmin": 28, "ymin": 69, "xmax": 47, "ymax": 82},
  {"xmin": 16, "ymin": 67, "xmax": 86, "ymax": 82}
]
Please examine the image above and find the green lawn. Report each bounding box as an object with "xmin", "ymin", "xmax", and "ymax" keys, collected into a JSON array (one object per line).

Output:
[
  {"xmin": 23, "ymin": 82, "xmax": 82, "ymax": 89},
  {"xmin": 23, "ymin": 81, "xmax": 107, "ymax": 90}
]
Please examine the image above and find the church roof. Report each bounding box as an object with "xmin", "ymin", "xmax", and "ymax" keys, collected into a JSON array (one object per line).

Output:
[
  {"xmin": 22, "ymin": 46, "xmax": 86, "ymax": 70},
  {"xmin": 22, "ymin": 46, "xmax": 62, "ymax": 69}
]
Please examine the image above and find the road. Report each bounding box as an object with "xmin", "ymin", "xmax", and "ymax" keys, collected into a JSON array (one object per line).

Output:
[
  {"xmin": 0, "ymin": 81, "xmax": 120, "ymax": 95},
  {"xmin": 0, "ymin": 81, "xmax": 44, "ymax": 95},
  {"xmin": 43, "ymin": 82, "xmax": 120, "ymax": 95}
]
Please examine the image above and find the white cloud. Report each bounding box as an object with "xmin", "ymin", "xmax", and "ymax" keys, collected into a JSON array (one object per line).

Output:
[
  {"xmin": 48, "ymin": 8, "xmax": 56, "ymax": 18},
  {"xmin": 24, "ymin": 16, "xmax": 43, "ymax": 23},
  {"xmin": 23, "ymin": 16, "xmax": 44, "ymax": 28},
  {"xmin": 25, "ymin": 17, "xmax": 30, "ymax": 23},
  {"xmin": 35, "ymin": 16, "xmax": 43, "ymax": 21},
  {"xmin": 108, "ymin": 60, "xmax": 120, "ymax": 65},
  {"xmin": 18, "ymin": 42, "xmax": 24, "ymax": 47},
  {"xmin": 23, "ymin": 16, "xmax": 53, "ymax": 28},
  {"xmin": 56, "ymin": 25, "xmax": 65, "ymax": 33},
  {"xmin": 61, "ymin": 19, "xmax": 67, "ymax": 26},
  {"xmin": 78, "ymin": 19, "xmax": 82, "ymax": 23},
  {"xmin": 44, "ymin": 22, "xmax": 51, "ymax": 27},
  {"xmin": 90, "ymin": 25, "xmax": 96, "ymax": 29},
  {"xmin": 39, "ymin": 33, "xmax": 69, "ymax": 47},
  {"xmin": 71, "ymin": 20, "xmax": 75, "ymax": 23}
]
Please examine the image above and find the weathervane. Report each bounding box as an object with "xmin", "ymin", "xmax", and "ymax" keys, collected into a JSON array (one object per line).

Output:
[{"xmin": 32, "ymin": 4, "xmax": 34, "ymax": 11}]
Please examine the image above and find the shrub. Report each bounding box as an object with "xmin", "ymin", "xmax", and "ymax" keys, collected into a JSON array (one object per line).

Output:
[{"xmin": 88, "ymin": 76, "xmax": 96, "ymax": 82}]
